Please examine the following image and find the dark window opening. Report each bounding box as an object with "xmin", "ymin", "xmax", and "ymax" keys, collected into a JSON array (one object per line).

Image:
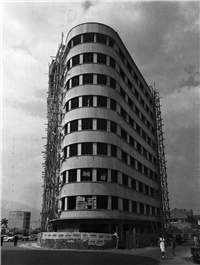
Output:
[
  {"xmin": 63, "ymin": 171, "xmax": 66, "ymax": 183},
  {"xmin": 130, "ymin": 156, "xmax": 135, "ymax": 168},
  {"xmin": 121, "ymin": 128, "xmax": 127, "ymax": 141},
  {"xmin": 83, "ymin": 53, "xmax": 93, "ymax": 63},
  {"xmin": 68, "ymin": 196, "xmax": 76, "ymax": 210},
  {"xmin": 96, "ymin": 33, "xmax": 107, "ymax": 44},
  {"xmin": 82, "ymin": 118, "xmax": 93, "ymax": 130},
  {"xmin": 73, "ymin": 35, "xmax": 81, "ymax": 46},
  {"xmin": 109, "ymin": 37, "xmax": 114, "ymax": 48},
  {"xmin": 97, "ymin": 143, "xmax": 107, "ymax": 155},
  {"xmin": 97, "ymin": 53, "xmax": 107, "ymax": 64},
  {"xmin": 111, "ymin": 196, "xmax": 118, "ymax": 210},
  {"xmin": 110, "ymin": 57, "xmax": 115, "ymax": 68},
  {"xmin": 70, "ymin": 120, "xmax": 78, "ymax": 132},
  {"xmin": 71, "ymin": 97, "xmax": 79, "ymax": 109},
  {"xmin": 110, "ymin": 99, "xmax": 116, "ymax": 111},
  {"xmin": 97, "ymin": 74, "xmax": 107, "ymax": 85},
  {"xmin": 123, "ymin": 199, "xmax": 129, "ymax": 211},
  {"xmin": 81, "ymin": 142, "xmax": 93, "ymax": 155},
  {"xmin": 110, "ymin": 121, "xmax": 117, "ymax": 133},
  {"xmin": 121, "ymin": 150, "xmax": 127, "ymax": 163},
  {"xmin": 97, "ymin": 196, "xmax": 108, "ymax": 209},
  {"xmin": 127, "ymin": 62, "xmax": 132, "ymax": 72},
  {"xmin": 61, "ymin": 198, "xmax": 65, "ymax": 211},
  {"xmin": 132, "ymin": 201, "xmax": 137, "ymax": 213},
  {"xmin": 82, "ymin": 95, "xmax": 93, "ymax": 107},
  {"xmin": 119, "ymin": 49, "xmax": 125, "ymax": 61},
  {"xmin": 97, "ymin": 119, "xmax": 107, "ymax": 131},
  {"xmin": 130, "ymin": 136, "xmax": 135, "ymax": 148},
  {"xmin": 131, "ymin": 178, "xmax": 136, "ymax": 189},
  {"xmin": 68, "ymin": 169, "xmax": 77, "ymax": 182},
  {"xmin": 129, "ymin": 116, "xmax": 134, "ymax": 127},
  {"xmin": 83, "ymin": 33, "xmax": 94, "ymax": 43},
  {"xmin": 110, "ymin": 77, "xmax": 116, "ymax": 89},
  {"xmin": 121, "ymin": 107, "xmax": 126, "ymax": 119},
  {"xmin": 120, "ymin": 68, "xmax": 125, "ymax": 80},
  {"xmin": 97, "ymin": 96, "xmax": 107, "ymax": 107},
  {"xmin": 138, "ymin": 181, "xmax": 143, "ymax": 192},
  {"xmin": 72, "ymin": 55, "xmax": 80, "ymax": 67},
  {"xmin": 69, "ymin": 144, "xmax": 78, "ymax": 157},
  {"xmin": 140, "ymin": 203, "xmax": 144, "ymax": 214},
  {"xmin": 138, "ymin": 162, "xmax": 142, "ymax": 172},
  {"xmin": 111, "ymin": 170, "xmax": 118, "ymax": 183},
  {"xmin": 97, "ymin": 168, "xmax": 108, "ymax": 181},
  {"xmin": 72, "ymin": 76, "xmax": 79, "ymax": 87},
  {"xmin": 122, "ymin": 174, "xmax": 128, "ymax": 187},
  {"xmin": 83, "ymin": 74, "xmax": 93, "ymax": 84},
  {"xmin": 120, "ymin": 87, "xmax": 126, "ymax": 99},
  {"xmin": 81, "ymin": 168, "xmax": 92, "ymax": 181},
  {"xmin": 111, "ymin": 145, "xmax": 117, "ymax": 157}
]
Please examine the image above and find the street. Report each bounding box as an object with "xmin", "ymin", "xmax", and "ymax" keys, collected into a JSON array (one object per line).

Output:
[{"xmin": 1, "ymin": 241, "xmax": 193, "ymax": 265}]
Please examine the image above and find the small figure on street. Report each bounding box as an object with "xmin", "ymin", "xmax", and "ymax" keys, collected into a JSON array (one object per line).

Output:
[
  {"xmin": 113, "ymin": 232, "xmax": 119, "ymax": 249},
  {"xmin": 171, "ymin": 237, "xmax": 176, "ymax": 255},
  {"xmin": 159, "ymin": 234, "xmax": 166, "ymax": 259},
  {"xmin": 13, "ymin": 235, "xmax": 18, "ymax": 246},
  {"xmin": 1, "ymin": 235, "xmax": 4, "ymax": 246}
]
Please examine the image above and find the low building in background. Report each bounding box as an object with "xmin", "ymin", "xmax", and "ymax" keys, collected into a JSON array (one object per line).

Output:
[
  {"xmin": 30, "ymin": 220, "xmax": 41, "ymax": 231},
  {"xmin": 8, "ymin": 210, "xmax": 31, "ymax": 231},
  {"xmin": 170, "ymin": 208, "xmax": 199, "ymax": 238}
]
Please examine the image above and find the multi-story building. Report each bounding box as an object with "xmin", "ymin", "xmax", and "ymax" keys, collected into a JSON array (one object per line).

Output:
[
  {"xmin": 44, "ymin": 23, "xmax": 169, "ymax": 246},
  {"xmin": 8, "ymin": 210, "xmax": 31, "ymax": 230}
]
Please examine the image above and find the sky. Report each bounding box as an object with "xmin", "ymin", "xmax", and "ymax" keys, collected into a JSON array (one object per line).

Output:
[{"xmin": 1, "ymin": 1, "xmax": 200, "ymax": 217}]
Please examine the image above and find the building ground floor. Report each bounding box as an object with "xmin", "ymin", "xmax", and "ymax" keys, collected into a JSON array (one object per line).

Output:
[{"xmin": 49, "ymin": 218, "xmax": 161, "ymax": 248}]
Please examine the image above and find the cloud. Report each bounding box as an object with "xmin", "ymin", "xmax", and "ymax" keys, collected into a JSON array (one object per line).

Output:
[{"xmin": 180, "ymin": 64, "xmax": 200, "ymax": 89}]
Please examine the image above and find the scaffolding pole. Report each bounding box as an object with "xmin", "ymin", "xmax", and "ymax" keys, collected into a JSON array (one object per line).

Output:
[
  {"xmin": 153, "ymin": 89, "xmax": 171, "ymax": 235},
  {"xmin": 41, "ymin": 39, "xmax": 69, "ymax": 231}
]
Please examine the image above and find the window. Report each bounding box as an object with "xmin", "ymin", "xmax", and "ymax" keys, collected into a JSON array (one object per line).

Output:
[
  {"xmin": 120, "ymin": 68, "xmax": 125, "ymax": 80},
  {"xmin": 83, "ymin": 74, "xmax": 93, "ymax": 84},
  {"xmin": 97, "ymin": 119, "xmax": 107, "ymax": 130},
  {"xmin": 73, "ymin": 35, "xmax": 81, "ymax": 46},
  {"xmin": 123, "ymin": 199, "xmax": 129, "ymax": 211},
  {"xmin": 82, "ymin": 118, "xmax": 93, "ymax": 130},
  {"xmin": 71, "ymin": 97, "xmax": 79, "ymax": 109},
  {"xmin": 72, "ymin": 55, "xmax": 79, "ymax": 67},
  {"xmin": 66, "ymin": 101, "xmax": 69, "ymax": 112},
  {"xmin": 97, "ymin": 74, "xmax": 107, "ymax": 85},
  {"xmin": 119, "ymin": 49, "xmax": 125, "ymax": 61},
  {"xmin": 67, "ymin": 60, "xmax": 70, "ymax": 70},
  {"xmin": 140, "ymin": 203, "xmax": 144, "ymax": 214},
  {"xmin": 138, "ymin": 182, "xmax": 143, "ymax": 192},
  {"xmin": 129, "ymin": 116, "xmax": 134, "ymax": 127},
  {"xmin": 131, "ymin": 178, "xmax": 136, "ymax": 189},
  {"xmin": 109, "ymin": 37, "xmax": 114, "ymax": 48},
  {"xmin": 121, "ymin": 150, "xmax": 127, "ymax": 163},
  {"xmin": 111, "ymin": 196, "xmax": 118, "ymax": 210},
  {"xmin": 138, "ymin": 162, "xmax": 142, "ymax": 172},
  {"xmin": 130, "ymin": 156, "xmax": 135, "ymax": 168},
  {"xmin": 66, "ymin": 80, "xmax": 70, "ymax": 91},
  {"xmin": 70, "ymin": 120, "xmax": 78, "ymax": 132},
  {"xmin": 111, "ymin": 145, "xmax": 117, "ymax": 157},
  {"xmin": 110, "ymin": 121, "xmax": 117, "ymax": 133},
  {"xmin": 110, "ymin": 77, "xmax": 116, "ymax": 89},
  {"xmin": 128, "ymin": 97, "xmax": 133, "ymax": 107},
  {"xmin": 122, "ymin": 174, "xmax": 128, "ymax": 187},
  {"xmin": 96, "ymin": 33, "xmax": 107, "ymax": 44},
  {"xmin": 97, "ymin": 196, "xmax": 108, "ymax": 209},
  {"xmin": 130, "ymin": 136, "xmax": 135, "ymax": 148},
  {"xmin": 82, "ymin": 95, "xmax": 93, "ymax": 107},
  {"xmin": 63, "ymin": 171, "xmax": 66, "ymax": 183},
  {"xmin": 81, "ymin": 168, "xmax": 92, "ymax": 181},
  {"xmin": 63, "ymin": 146, "xmax": 67, "ymax": 158},
  {"xmin": 127, "ymin": 62, "xmax": 132, "ymax": 72},
  {"xmin": 72, "ymin": 76, "xmax": 79, "ymax": 87},
  {"xmin": 97, "ymin": 143, "xmax": 107, "ymax": 155},
  {"xmin": 137, "ymin": 143, "xmax": 142, "ymax": 153},
  {"xmin": 64, "ymin": 123, "xmax": 68, "ymax": 135},
  {"xmin": 146, "ymin": 205, "xmax": 150, "ymax": 215},
  {"xmin": 127, "ymin": 79, "xmax": 132, "ymax": 90},
  {"xmin": 97, "ymin": 53, "xmax": 107, "ymax": 64},
  {"xmin": 120, "ymin": 87, "xmax": 126, "ymax": 99},
  {"xmin": 83, "ymin": 53, "xmax": 93, "ymax": 63},
  {"xmin": 121, "ymin": 128, "xmax": 127, "ymax": 141},
  {"xmin": 110, "ymin": 57, "xmax": 115, "ymax": 68},
  {"xmin": 111, "ymin": 170, "xmax": 118, "ymax": 183},
  {"xmin": 81, "ymin": 142, "xmax": 93, "ymax": 155},
  {"xmin": 97, "ymin": 168, "xmax": 108, "ymax": 181},
  {"xmin": 83, "ymin": 33, "xmax": 94, "ymax": 43},
  {"xmin": 69, "ymin": 144, "xmax": 77, "ymax": 157},
  {"xmin": 110, "ymin": 99, "xmax": 116, "ymax": 111},
  {"xmin": 132, "ymin": 201, "xmax": 137, "ymax": 213},
  {"xmin": 68, "ymin": 169, "xmax": 77, "ymax": 182},
  {"xmin": 151, "ymin": 188, "xmax": 154, "ymax": 197},
  {"xmin": 68, "ymin": 196, "xmax": 76, "ymax": 210},
  {"xmin": 61, "ymin": 198, "xmax": 65, "ymax": 211},
  {"xmin": 97, "ymin": 96, "xmax": 107, "ymax": 107},
  {"xmin": 152, "ymin": 206, "xmax": 155, "ymax": 216},
  {"xmin": 121, "ymin": 107, "xmax": 126, "ymax": 119}
]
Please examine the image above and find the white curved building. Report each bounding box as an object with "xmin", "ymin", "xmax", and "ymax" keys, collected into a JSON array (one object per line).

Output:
[{"xmin": 50, "ymin": 23, "xmax": 162, "ymax": 246}]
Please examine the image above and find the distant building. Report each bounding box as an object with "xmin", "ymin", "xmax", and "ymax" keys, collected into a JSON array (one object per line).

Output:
[
  {"xmin": 170, "ymin": 208, "xmax": 198, "ymax": 235},
  {"xmin": 30, "ymin": 220, "xmax": 41, "ymax": 230},
  {"xmin": 8, "ymin": 210, "xmax": 31, "ymax": 230}
]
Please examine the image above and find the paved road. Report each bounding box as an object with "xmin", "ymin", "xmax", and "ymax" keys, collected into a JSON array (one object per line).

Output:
[{"xmin": 1, "ymin": 241, "xmax": 192, "ymax": 265}]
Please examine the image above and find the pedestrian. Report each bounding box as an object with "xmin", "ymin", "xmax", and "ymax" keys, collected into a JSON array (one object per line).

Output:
[
  {"xmin": 13, "ymin": 235, "xmax": 18, "ymax": 246},
  {"xmin": 171, "ymin": 237, "xmax": 176, "ymax": 255},
  {"xmin": 194, "ymin": 235, "xmax": 198, "ymax": 247},
  {"xmin": 1, "ymin": 235, "xmax": 4, "ymax": 246},
  {"xmin": 159, "ymin": 234, "xmax": 166, "ymax": 259}
]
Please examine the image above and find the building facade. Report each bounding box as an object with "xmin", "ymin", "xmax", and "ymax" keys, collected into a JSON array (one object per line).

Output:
[
  {"xmin": 8, "ymin": 210, "xmax": 31, "ymax": 230},
  {"xmin": 47, "ymin": 23, "xmax": 165, "ymax": 245}
]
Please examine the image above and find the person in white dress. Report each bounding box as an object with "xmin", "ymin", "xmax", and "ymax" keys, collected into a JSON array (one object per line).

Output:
[{"xmin": 159, "ymin": 235, "xmax": 166, "ymax": 259}]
